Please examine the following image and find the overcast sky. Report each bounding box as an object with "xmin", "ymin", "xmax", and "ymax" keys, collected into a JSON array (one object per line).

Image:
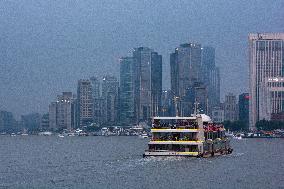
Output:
[{"xmin": 0, "ymin": 0, "xmax": 283, "ymax": 118}]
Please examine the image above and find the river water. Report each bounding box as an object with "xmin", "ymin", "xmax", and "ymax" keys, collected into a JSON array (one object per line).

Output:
[{"xmin": 0, "ymin": 136, "xmax": 283, "ymax": 189}]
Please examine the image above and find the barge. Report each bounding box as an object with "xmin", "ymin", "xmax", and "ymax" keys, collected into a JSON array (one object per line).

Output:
[{"xmin": 143, "ymin": 114, "xmax": 233, "ymax": 157}]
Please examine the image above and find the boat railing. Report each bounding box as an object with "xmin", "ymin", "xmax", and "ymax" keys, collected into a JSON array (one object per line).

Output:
[
  {"xmin": 153, "ymin": 125, "xmax": 198, "ymax": 129},
  {"xmin": 152, "ymin": 137, "xmax": 199, "ymax": 141},
  {"xmin": 145, "ymin": 149, "xmax": 199, "ymax": 152}
]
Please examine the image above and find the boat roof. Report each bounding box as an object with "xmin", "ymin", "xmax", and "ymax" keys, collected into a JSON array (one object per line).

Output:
[{"xmin": 153, "ymin": 116, "xmax": 197, "ymax": 120}]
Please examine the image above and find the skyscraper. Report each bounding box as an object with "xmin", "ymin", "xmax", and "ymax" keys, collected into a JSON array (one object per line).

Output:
[
  {"xmin": 48, "ymin": 92, "xmax": 76, "ymax": 130},
  {"xmin": 201, "ymin": 47, "xmax": 220, "ymax": 114},
  {"xmin": 90, "ymin": 77, "xmax": 100, "ymax": 99},
  {"xmin": 0, "ymin": 111, "xmax": 16, "ymax": 132},
  {"xmin": 21, "ymin": 113, "xmax": 41, "ymax": 131},
  {"xmin": 119, "ymin": 57, "xmax": 136, "ymax": 125},
  {"xmin": 56, "ymin": 92, "xmax": 76, "ymax": 130},
  {"xmin": 90, "ymin": 77, "xmax": 103, "ymax": 125},
  {"xmin": 101, "ymin": 76, "xmax": 119, "ymax": 125},
  {"xmin": 224, "ymin": 93, "xmax": 238, "ymax": 121},
  {"xmin": 133, "ymin": 47, "xmax": 162, "ymax": 122},
  {"xmin": 170, "ymin": 43, "xmax": 203, "ymax": 116},
  {"xmin": 77, "ymin": 79, "xmax": 93, "ymax": 127},
  {"xmin": 239, "ymin": 93, "xmax": 249, "ymax": 129},
  {"xmin": 249, "ymin": 33, "xmax": 284, "ymax": 130},
  {"xmin": 49, "ymin": 102, "xmax": 57, "ymax": 130}
]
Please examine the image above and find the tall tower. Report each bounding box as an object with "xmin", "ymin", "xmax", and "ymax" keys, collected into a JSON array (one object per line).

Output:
[
  {"xmin": 224, "ymin": 93, "xmax": 238, "ymax": 121},
  {"xmin": 49, "ymin": 92, "xmax": 76, "ymax": 130},
  {"xmin": 77, "ymin": 79, "xmax": 93, "ymax": 127},
  {"xmin": 239, "ymin": 93, "xmax": 249, "ymax": 129},
  {"xmin": 90, "ymin": 77, "xmax": 100, "ymax": 99},
  {"xmin": 56, "ymin": 92, "xmax": 76, "ymax": 130},
  {"xmin": 201, "ymin": 47, "xmax": 220, "ymax": 114},
  {"xmin": 90, "ymin": 77, "xmax": 102, "ymax": 125},
  {"xmin": 170, "ymin": 43, "xmax": 202, "ymax": 116},
  {"xmin": 119, "ymin": 57, "xmax": 136, "ymax": 125},
  {"xmin": 101, "ymin": 76, "xmax": 119, "ymax": 125},
  {"xmin": 133, "ymin": 47, "xmax": 162, "ymax": 122},
  {"xmin": 249, "ymin": 33, "xmax": 284, "ymax": 130}
]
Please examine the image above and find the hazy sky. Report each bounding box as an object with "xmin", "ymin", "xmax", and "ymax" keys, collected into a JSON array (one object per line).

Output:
[{"xmin": 0, "ymin": 0, "xmax": 283, "ymax": 118}]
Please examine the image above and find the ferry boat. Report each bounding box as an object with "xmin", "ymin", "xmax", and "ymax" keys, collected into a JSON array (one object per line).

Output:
[{"xmin": 143, "ymin": 114, "xmax": 233, "ymax": 157}]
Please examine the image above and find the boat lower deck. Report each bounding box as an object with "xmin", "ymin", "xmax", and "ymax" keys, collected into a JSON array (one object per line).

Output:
[
  {"xmin": 144, "ymin": 148, "xmax": 233, "ymax": 158},
  {"xmin": 144, "ymin": 151, "xmax": 199, "ymax": 157}
]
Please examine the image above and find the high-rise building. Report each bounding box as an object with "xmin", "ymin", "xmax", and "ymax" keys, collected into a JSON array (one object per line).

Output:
[
  {"xmin": 21, "ymin": 113, "xmax": 41, "ymax": 131},
  {"xmin": 48, "ymin": 92, "xmax": 76, "ymax": 130},
  {"xmin": 0, "ymin": 111, "xmax": 16, "ymax": 132},
  {"xmin": 49, "ymin": 102, "xmax": 57, "ymax": 130},
  {"xmin": 259, "ymin": 77, "xmax": 284, "ymax": 121},
  {"xmin": 90, "ymin": 77, "xmax": 100, "ymax": 99},
  {"xmin": 170, "ymin": 43, "xmax": 203, "ymax": 116},
  {"xmin": 201, "ymin": 47, "xmax": 220, "ymax": 114},
  {"xmin": 224, "ymin": 93, "xmax": 238, "ymax": 121},
  {"xmin": 211, "ymin": 106, "xmax": 225, "ymax": 123},
  {"xmin": 77, "ymin": 79, "xmax": 93, "ymax": 127},
  {"xmin": 119, "ymin": 57, "xmax": 136, "ymax": 125},
  {"xmin": 239, "ymin": 93, "xmax": 249, "ymax": 129},
  {"xmin": 56, "ymin": 92, "xmax": 76, "ymax": 130},
  {"xmin": 249, "ymin": 33, "xmax": 284, "ymax": 129},
  {"xmin": 40, "ymin": 113, "xmax": 49, "ymax": 131},
  {"xmin": 150, "ymin": 52, "xmax": 163, "ymax": 117},
  {"xmin": 101, "ymin": 76, "xmax": 119, "ymax": 125},
  {"xmin": 90, "ymin": 77, "xmax": 103, "ymax": 125},
  {"xmin": 194, "ymin": 83, "xmax": 208, "ymax": 114},
  {"xmin": 133, "ymin": 47, "xmax": 162, "ymax": 122}
]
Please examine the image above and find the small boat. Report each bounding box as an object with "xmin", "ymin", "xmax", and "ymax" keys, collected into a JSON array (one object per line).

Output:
[
  {"xmin": 233, "ymin": 134, "xmax": 242, "ymax": 140},
  {"xmin": 10, "ymin": 133, "xmax": 16, "ymax": 137},
  {"xmin": 67, "ymin": 133, "xmax": 76, "ymax": 137},
  {"xmin": 21, "ymin": 133, "xmax": 28, "ymax": 136},
  {"xmin": 58, "ymin": 134, "xmax": 65, "ymax": 138},
  {"xmin": 139, "ymin": 133, "xmax": 149, "ymax": 138},
  {"xmin": 38, "ymin": 131, "xmax": 53, "ymax": 136}
]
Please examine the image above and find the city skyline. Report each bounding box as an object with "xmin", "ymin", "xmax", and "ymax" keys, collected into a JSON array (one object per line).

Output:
[{"xmin": 0, "ymin": 0, "xmax": 283, "ymax": 117}]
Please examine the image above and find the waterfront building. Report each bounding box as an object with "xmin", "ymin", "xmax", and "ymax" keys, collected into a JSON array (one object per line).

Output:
[
  {"xmin": 170, "ymin": 43, "xmax": 203, "ymax": 116},
  {"xmin": 21, "ymin": 113, "xmax": 41, "ymax": 131},
  {"xmin": 40, "ymin": 113, "xmax": 49, "ymax": 131},
  {"xmin": 201, "ymin": 46, "xmax": 220, "ymax": 115},
  {"xmin": 259, "ymin": 77, "xmax": 284, "ymax": 121},
  {"xmin": 56, "ymin": 92, "xmax": 76, "ymax": 130},
  {"xmin": 48, "ymin": 92, "xmax": 76, "ymax": 130},
  {"xmin": 249, "ymin": 33, "xmax": 284, "ymax": 129},
  {"xmin": 119, "ymin": 57, "xmax": 136, "ymax": 125},
  {"xmin": 77, "ymin": 79, "xmax": 93, "ymax": 127},
  {"xmin": 133, "ymin": 47, "xmax": 162, "ymax": 122},
  {"xmin": 101, "ymin": 76, "xmax": 119, "ymax": 125},
  {"xmin": 90, "ymin": 77, "xmax": 100, "ymax": 99},
  {"xmin": 48, "ymin": 102, "xmax": 57, "ymax": 130},
  {"xmin": 0, "ymin": 111, "xmax": 16, "ymax": 132},
  {"xmin": 211, "ymin": 106, "xmax": 225, "ymax": 123},
  {"xmin": 93, "ymin": 98, "xmax": 105, "ymax": 125},
  {"xmin": 193, "ymin": 82, "xmax": 208, "ymax": 114},
  {"xmin": 239, "ymin": 93, "xmax": 249, "ymax": 128},
  {"xmin": 224, "ymin": 93, "xmax": 238, "ymax": 121},
  {"xmin": 90, "ymin": 77, "xmax": 103, "ymax": 125}
]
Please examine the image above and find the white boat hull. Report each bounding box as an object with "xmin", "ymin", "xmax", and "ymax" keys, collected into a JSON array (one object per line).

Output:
[{"xmin": 144, "ymin": 151, "xmax": 199, "ymax": 157}]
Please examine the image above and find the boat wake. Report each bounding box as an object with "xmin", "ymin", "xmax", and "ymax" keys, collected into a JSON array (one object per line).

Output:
[{"xmin": 225, "ymin": 152, "xmax": 245, "ymax": 158}]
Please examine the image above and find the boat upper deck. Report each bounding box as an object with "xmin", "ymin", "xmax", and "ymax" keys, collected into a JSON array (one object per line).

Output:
[{"xmin": 152, "ymin": 116, "xmax": 200, "ymax": 130}]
